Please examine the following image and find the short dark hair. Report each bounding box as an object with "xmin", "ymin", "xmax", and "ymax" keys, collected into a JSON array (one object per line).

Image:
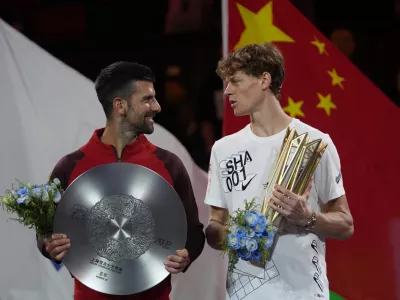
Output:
[
  {"xmin": 94, "ymin": 61, "xmax": 156, "ymax": 118},
  {"xmin": 216, "ymin": 43, "xmax": 285, "ymax": 96}
]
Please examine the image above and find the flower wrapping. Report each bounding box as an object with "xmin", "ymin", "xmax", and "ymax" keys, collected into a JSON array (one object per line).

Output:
[{"xmin": 0, "ymin": 177, "xmax": 63, "ymax": 239}]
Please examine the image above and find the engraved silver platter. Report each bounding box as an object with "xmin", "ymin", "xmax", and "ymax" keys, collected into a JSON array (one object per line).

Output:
[{"xmin": 53, "ymin": 162, "xmax": 187, "ymax": 295}]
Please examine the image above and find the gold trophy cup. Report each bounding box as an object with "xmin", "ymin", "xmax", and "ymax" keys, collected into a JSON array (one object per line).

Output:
[{"xmin": 261, "ymin": 127, "xmax": 328, "ymax": 228}]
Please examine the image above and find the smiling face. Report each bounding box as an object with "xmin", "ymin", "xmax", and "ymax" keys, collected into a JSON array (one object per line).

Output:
[
  {"xmin": 116, "ymin": 80, "xmax": 161, "ymax": 134},
  {"xmin": 224, "ymin": 71, "xmax": 270, "ymax": 116}
]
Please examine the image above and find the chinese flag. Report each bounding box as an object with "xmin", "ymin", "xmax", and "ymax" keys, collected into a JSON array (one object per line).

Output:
[{"xmin": 222, "ymin": 0, "xmax": 400, "ymax": 299}]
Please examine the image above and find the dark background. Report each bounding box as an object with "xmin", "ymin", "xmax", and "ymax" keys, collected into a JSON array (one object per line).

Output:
[{"xmin": 2, "ymin": 0, "xmax": 400, "ymax": 170}]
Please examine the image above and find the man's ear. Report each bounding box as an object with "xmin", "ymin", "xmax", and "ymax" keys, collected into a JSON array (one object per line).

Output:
[
  {"xmin": 113, "ymin": 97, "xmax": 127, "ymax": 116},
  {"xmin": 260, "ymin": 72, "xmax": 272, "ymax": 90}
]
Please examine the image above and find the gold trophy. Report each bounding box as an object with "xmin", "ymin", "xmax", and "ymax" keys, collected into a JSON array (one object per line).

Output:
[{"xmin": 261, "ymin": 127, "xmax": 328, "ymax": 228}]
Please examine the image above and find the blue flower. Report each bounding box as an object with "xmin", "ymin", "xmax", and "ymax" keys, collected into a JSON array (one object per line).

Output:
[
  {"xmin": 251, "ymin": 249, "xmax": 262, "ymax": 261},
  {"xmin": 233, "ymin": 226, "xmax": 247, "ymax": 238},
  {"xmin": 253, "ymin": 223, "xmax": 266, "ymax": 237},
  {"xmin": 261, "ymin": 227, "xmax": 275, "ymax": 239},
  {"xmin": 17, "ymin": 195, "xmax": 29, "ymax": 204},
  {"xmin": 246, "ymin": 238, "xmax": 258, "ymax": 252},
  {"xmin": 246, "ymin": 229, "xmax": 256, "ymax": 238},
  {"xmin": 17, "ymin": 187, "xmax": 28, "ymax": 197},
  {"xmin": 264, "ymin": 238, "xmax": 273, "ymax": 249},
  {"xmin": 227, "ymin": 234, "xmax": 240, "ymax": 250},
  {"xmin": 256, "ymin": 213, "xmax": 268, "ymax": 226},
  {"xmin": 239, "ymin": 236, "xmax": 247, "ymax": 249},
  {"xmin": 261, "ymin": 228, "xmax": 269, "ymax": 238},
  {"xmin": 238, "ymin": 248, "xmax": 252, "ymax": 261},
  {"xmin": 245, "ymin": 212, "xmax": 259, "ymax": 227}
]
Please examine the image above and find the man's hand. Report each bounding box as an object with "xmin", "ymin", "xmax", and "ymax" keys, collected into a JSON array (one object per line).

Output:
[
  {"xmin": 44, "ymin": 234, "xmax": 70, "ymax": 261},
  {"xmin": 164, "ymin": 249, "xmax": 189, "ymax": 274},
  {"xmin": 269, "ymin": 183, "xmax": 312, "ymax": 226}
]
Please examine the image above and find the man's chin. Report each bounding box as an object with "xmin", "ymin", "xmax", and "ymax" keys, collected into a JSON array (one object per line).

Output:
[
  {"xmin": 141, "ymin": 125, "xmax": 154, "ymax": 135},
  {"xmin": 233, "ymin": 109, "xmax": 249, "ymax": 117}
]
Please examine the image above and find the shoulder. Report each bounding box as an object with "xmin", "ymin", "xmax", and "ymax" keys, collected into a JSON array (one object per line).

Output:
[
  {"xmin": 53, "ymin": 149, "xmax": 85, "ymax": 172},
  {"xmin": 141, "ymin": 134, "xmax": 185, "ymax": 168},
  {"xmin": 152, "ymin": 146, "xmax": 185, "ymax": 170},
  {"xmin": 292, "ymin": 119, "xmax": 332, "ymax": 143},
  {"xmin": 292, "ymin": 119, "xmax": 340, "ymax": 162},
  {"xmin": 51, "ymin": 149, "xmax": 85, "ymax": 190},
  {"xmin": 212, "ymin": 125, "xmax": 249, "ymax": 154}
]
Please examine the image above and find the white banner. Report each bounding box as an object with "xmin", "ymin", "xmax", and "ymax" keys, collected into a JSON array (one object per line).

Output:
[{"xmin": 0, "ymin": 19, "xmax": 226, "ymax": 300}]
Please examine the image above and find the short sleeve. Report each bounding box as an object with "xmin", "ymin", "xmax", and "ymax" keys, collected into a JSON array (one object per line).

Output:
[
  {"xmin": 49, "ymin": 157, "xmax": 69, "ymax": 191},
  {"xmin": 313, "ymin": 135, "xmax": 345, "ymax": 204},
  {"xmin": 204, "ymin": 145, "xmax": 227, "ymax": 208}
]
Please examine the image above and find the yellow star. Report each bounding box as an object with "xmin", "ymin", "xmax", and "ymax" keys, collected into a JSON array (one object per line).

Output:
[
  {"xmin": 316, "ymin": 93, "xmax": 337, "ymax": 116},
  {"xmin": 283, "ymin": 97, "xmax": 305, "ymax": 118},
  {"xmin": 234, "ymin": 2, "xmax": 294, "ymax": 50},
  {"xmin": 327, "ymin": 68, "xmax": 344, "ymax": 89},
  {"xmin": 311, "ymin": 36, "xmax": 328, "ymax": 56}
]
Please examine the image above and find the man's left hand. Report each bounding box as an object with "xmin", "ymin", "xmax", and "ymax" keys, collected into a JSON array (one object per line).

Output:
[
  {"xmin": 269, "ymin": 183, "xmax": 312, "ymax": 226},
  {"xmin": 164, "ymin": 249, "xmax": 189, "ymax": 274}
]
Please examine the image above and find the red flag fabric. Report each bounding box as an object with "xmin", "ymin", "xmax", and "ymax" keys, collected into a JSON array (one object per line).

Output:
[{"xmin": 222, "ymin": 0, "xmax": 400, "ymax": 299}]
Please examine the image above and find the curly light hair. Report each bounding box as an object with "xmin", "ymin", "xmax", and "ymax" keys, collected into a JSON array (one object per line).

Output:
[{"xmin": 216, "ymin": 43, "xmax": 285, "ymax": 96}]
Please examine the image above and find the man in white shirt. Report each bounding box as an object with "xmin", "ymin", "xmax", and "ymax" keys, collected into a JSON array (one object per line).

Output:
[{"xmin": 204, "ymin": 43, "xmax": 354, "ymax": 300}]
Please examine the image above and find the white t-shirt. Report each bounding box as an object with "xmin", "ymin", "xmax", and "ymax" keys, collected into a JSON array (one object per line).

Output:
[{"xmin": 204, "ymin": 118, "xmax": 345, "ymax": 300}]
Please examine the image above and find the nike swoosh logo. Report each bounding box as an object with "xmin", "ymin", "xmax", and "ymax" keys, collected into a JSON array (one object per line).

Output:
[
  {"xmin": 241, "ymin": 175, "xmax": 256, "ymax": 191},
  {"xmin": 311, "ymin": 240, "xmax": 318, "ymax": 253}
]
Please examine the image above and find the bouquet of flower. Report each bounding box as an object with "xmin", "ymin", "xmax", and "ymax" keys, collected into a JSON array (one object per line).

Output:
[
  {"xmin": 221, "ymin": 198, "xmax": 276, "ymax": 272},
  {"xmin": 0, "ymin": 177, "xmax": 63, "ymax": 239}
]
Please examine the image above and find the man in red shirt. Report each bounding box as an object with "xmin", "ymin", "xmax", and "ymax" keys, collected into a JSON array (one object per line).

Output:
[{"xmin": 36, "ymin": 61, "xmax": 205, "ymax": 299}]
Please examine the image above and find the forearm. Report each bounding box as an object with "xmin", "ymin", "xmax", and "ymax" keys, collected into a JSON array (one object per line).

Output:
[
  {"xmin": 310, "ymin": 211, "xmax": 354, "ymax": 240},
  {"xmin": 185, "ymin": 224, "xmax": 206, "ymax": 267},
  {"xmin": 205, "ymin": 220, "xmax": 227, "ymax": 250}
]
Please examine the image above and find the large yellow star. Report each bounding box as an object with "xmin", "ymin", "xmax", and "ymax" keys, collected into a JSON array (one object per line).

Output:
[
  {"xmin": 311, "ymin": 36, "xmax": 328, "ymax": 56},
  {"xmin": 316, "ymin": 93, "xmax": 337, "ymax": 116},
  {"xmin": 283, "ymin": 97, "xmax": 304, "ymax": 118},
  {"xmin": 234, "ymin": 2, "xmax": 294, "ymax": 50},
  {"xmin": 327, "ymin": 68, "xmax": 344, "ymax": 89}
]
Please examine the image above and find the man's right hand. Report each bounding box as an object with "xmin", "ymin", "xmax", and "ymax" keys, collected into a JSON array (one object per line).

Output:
[{"xmin": 44, "ymin": 234, "xmax": 70, "ymax": 261}]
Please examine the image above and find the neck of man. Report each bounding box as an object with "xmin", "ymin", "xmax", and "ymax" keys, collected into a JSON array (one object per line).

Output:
[
  {"xmin": 249, "ymin": 94, "xmax": 293, "ymax": 137},
  {"xmin": 101, "ymin": 119, "xmax": 138, "ymax": 158}
]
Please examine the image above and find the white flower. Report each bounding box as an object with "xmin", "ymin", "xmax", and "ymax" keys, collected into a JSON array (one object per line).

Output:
[
  {"xmin": 53, "ymin": 191, "xmax": 61, "ymax": 204},
  {"xmin": 27, "ymin": 183, "xmax": 32, "ymax": 189},
  {"xmin": 42, "ymin": 190, "xmax": 49, "ymax": 202},
  {"xmin": 32, "ymin": 188, "xmax": 42, "ymax": 197},
  {"xmin": 53, "ymin": 178, "xmax": 61, "ymax": 186},
  {"xmin": 24, "ymin": 196, "xmax": 31, "ymax": 204},
  {"xmin": 17, "ymin": 195, "xmax": 30, "ymax": 205}
]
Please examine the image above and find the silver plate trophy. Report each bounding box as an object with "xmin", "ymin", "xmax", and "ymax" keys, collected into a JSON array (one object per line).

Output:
[{"xmin": 53, "ymin": 163, "xmax": 187, "ymax": 295}]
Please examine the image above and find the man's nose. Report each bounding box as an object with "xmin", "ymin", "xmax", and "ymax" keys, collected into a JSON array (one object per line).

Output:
[
  {"xmin": 152, "ymin": 99, "xmax": 161, "ymax": 113},
  {"xmin": 224, "ymin": 83, "xmax": 233, "ymax": 96}
]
